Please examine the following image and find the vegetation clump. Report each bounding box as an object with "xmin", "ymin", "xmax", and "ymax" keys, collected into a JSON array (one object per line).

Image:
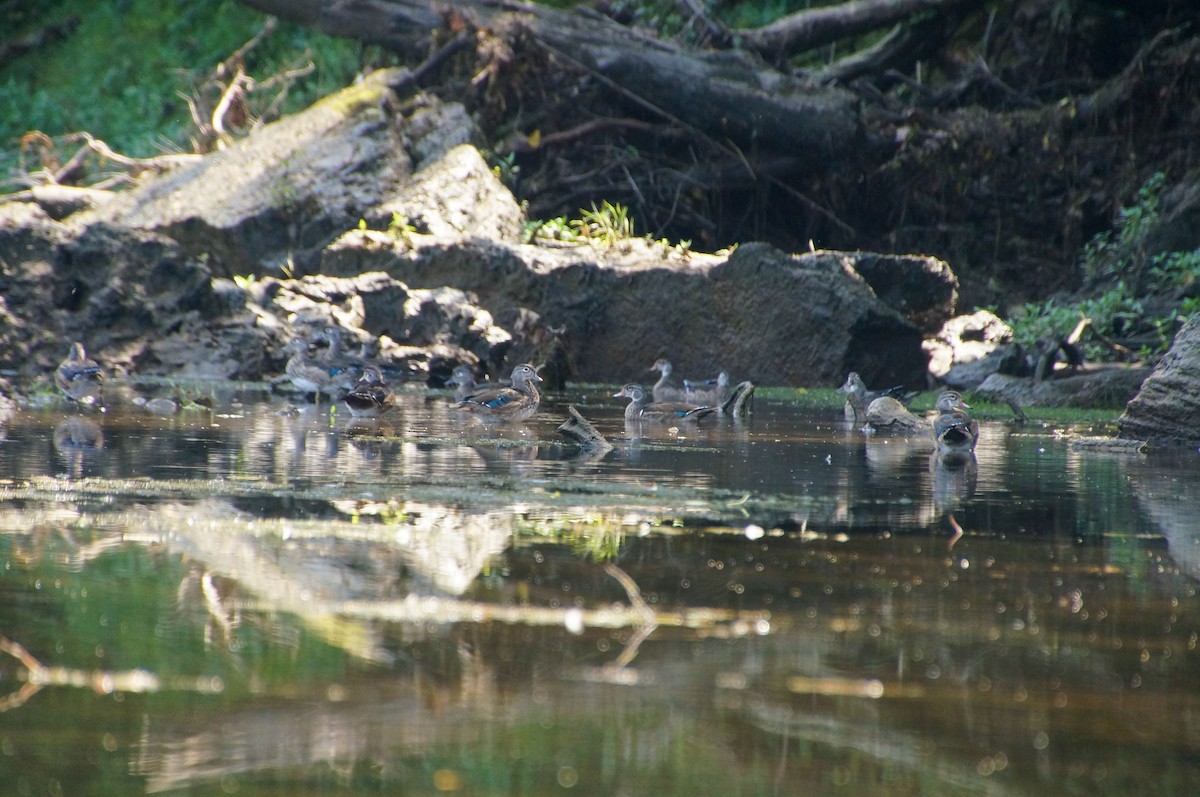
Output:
[{"xmin": 1007, "ymin": 173, "xmax": 1200, "ymax": 363}]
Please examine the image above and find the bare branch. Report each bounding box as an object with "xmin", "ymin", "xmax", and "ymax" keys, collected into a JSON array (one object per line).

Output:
[{"xmin": 739, "ymin": 0, "xmax": 984, "ymax": 60}]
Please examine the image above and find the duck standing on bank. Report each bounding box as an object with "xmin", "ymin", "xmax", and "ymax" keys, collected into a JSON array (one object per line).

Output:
[
  {"xmin": 614, "ymin": 383, "xmax": 716, "ymax": 423},
  {"xmin": 55, "ymin": 342, "xmax": 106, "ymax": 405},
  {"xmin": 454, "ymin": 363, "xmax": 542, "ymax": 422},
  {"xmin": 341, "ymin": 366, "xmax": 396, "ymax": 418}
]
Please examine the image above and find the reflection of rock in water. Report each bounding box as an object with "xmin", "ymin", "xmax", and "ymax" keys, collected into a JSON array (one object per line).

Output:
[
  {"xmin": 1128, "ymin": 455, "xmax": 1200, "ymax": 582},
  {"xmin": 398, "ymin": 502, "xmax": 515, "ymax": 595}
]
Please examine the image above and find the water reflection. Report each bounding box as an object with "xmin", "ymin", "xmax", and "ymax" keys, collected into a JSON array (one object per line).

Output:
[
  {"xmin": 53, "ymin": 414, "xmax": 106, "ymax": 478},
  {"xmin": 0, "ymin": 390, "xmax": 1198, "ymax": 795}
]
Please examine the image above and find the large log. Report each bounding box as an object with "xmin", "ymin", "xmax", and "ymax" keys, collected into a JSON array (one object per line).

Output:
[{"xmin": 238, "ymin": 0, "xmax": 859, "ymax": 168}]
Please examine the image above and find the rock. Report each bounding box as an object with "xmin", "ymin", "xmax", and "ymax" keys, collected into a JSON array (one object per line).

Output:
[
  {"xmin": 374, "ymin": 144, "xmax": 523, "ymax": 243},
  {"xmin": 324, "ymin": 232, "xmax": 933, "ymax": 386},
  {"xmin": 0, "ymin": 201, "xmax": 242, "ymax": 380},
  {"xmin": 849, "ymin": 251, "xmax": 958, "ymax": 334},
  {"xmin": 1117, "ymin": 315, "xmax": 1200, "ymax": 445},
  {"xmin": 0, "ymin": 70, "xmax": 952, "ymax": 391},
  {"xmin": 924, "ymin": 309, "xmax": 1013, "ymax": 389},
  {"xmin": 69, "ymin": 69, "xmax": 473, "ymax": 279},
  {"xmin": 248, "ymin": 272, "xmax": 512, "ymax": 381},
  {"xmin": 976, "ymin": 365, "xmax": 1151, "ymax": 409}
]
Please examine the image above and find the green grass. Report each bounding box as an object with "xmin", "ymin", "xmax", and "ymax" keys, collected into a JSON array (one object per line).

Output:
[{"xmin": 1, "ymin": 0, "xmax": 366, "ymax": 170}]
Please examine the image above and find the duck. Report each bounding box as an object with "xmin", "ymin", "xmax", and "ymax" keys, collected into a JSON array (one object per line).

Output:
[
  {"xmin": 614, "ymin": 383, "xmax": 716, "ymax": 423},
  {"xmin": 284, "ymin": 338, "xmax": 351, "ymax": 402},
  {"xmin": 55, "ymin": 342, "xmax": 106, "ymax": 404},
  {"xmin": 863, "ymin": 396, "xmax": 927, "ymax": 435},
  {"xmin": 341, "ymin": 366, "xmax": 396, "ymax": 418},
  {"xmin": 839, "ymin": 371, "xmax": 918, "ymax": 424},
  {"xmin": 933, "ymin": 390, "xmax": 979, "ymax": 460},
  {"xmin": 454, "ymin": 363, "xmax": 542, "ymax": 422},
  {"xmin": 318, "ymin": 325, "xmax": 375, "ymax": 380},
  {"xmin": 685, "ymin": 371, "xmax": 731, "ymax": 406},
  {"xmin": 445, "ymin": 364, "xmax": 508, "ymax": 402},
  {"xmin": 649, "ymin": 359, "xmax": 688, "ymax": 403}
]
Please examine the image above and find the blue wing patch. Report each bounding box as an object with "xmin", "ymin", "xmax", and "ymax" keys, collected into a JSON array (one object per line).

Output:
[{"xmin": 482, "ymin": 393, "xmax": 514, "ymax": 409}]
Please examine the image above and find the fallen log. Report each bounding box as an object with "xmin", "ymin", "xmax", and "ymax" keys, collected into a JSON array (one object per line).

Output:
[{"xmin": 238, "ymin": 0, "xmax": 860, "ymax": 167}]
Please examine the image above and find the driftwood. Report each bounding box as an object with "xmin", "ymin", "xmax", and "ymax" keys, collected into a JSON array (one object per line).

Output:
[{"xmin": 557, "ymin": 406, "xmax": 613, "ymax": 453}]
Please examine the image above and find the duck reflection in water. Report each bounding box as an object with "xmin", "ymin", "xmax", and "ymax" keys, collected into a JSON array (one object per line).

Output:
[
  {"xmin": 343, "ymin": 419, "xmax": 399, "ymax": 462},
  {"xmin": 281, "ymin": 404, "xmax": 341, "ymax": 467},
  {"xmin": 53, "ymin": 415, "xmax": 106, "ymax": 478},
  {"xmin": 930, "ymin": 450, "xmax": 978, "ymax": 547}
]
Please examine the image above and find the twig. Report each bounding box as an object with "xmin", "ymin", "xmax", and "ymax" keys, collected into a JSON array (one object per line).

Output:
[
  {"xmin": 83, "ymin": 134, "xmax": 201, "ymax": 173},
  {"xmin": 51, "ymin": 140, "xmax": 91, "ymax": 185},
  {"xmin": 674, "ymin": 0, "xmax": 732, "ymax": 47},
  {"xmin": 212, "ymin": 64, "xmax": 251, "ymax": 139},
  {"xmin": 603, "ymin": 562, "xmax": 658, "ymax": 669},
  {"xmin": 221, "ymin": 16, "xmax": 278, "ymax": 76},
  {"xmin": 508, "ymin": 117, "xmax": 677, "ymax": 153}
]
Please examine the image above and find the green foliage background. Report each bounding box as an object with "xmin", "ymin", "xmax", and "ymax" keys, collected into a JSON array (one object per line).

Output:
[{"xmin": 1, "ymin": 0, "xmax": 364, "ymax": 158}]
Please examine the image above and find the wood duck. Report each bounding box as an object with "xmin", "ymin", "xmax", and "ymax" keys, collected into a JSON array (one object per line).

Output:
[
  {"xmin": 341, "ymin": 365, "xmax": 396, "ymax": 417},
  {"xmin": 319, "ymin": 326, "xmax": 371, "ymax": 378},
  {"xmin": 445, "ymin": 364, "xmax": 508, "ymax": 402},
  {"xmin": 933, "ymin": 390, "xmax": 979, "ymax": 459},
  {"xmin": 649, "ymin": 358, "xmax": 688, "ymax": 403},
  {"xmin": 55, "ymin": 342, "xmax": 105, "ymax": 404},
  {"xmin": 454, "ymin": 363, "xmax": 542, "ymax": 422},
  {"xmin": 863, "ymin": 396, "xmax": 927, "ymax": 435},
  {"xmin": 839, "ymin": 371, "xmax": 918, "ymax": 424},
  {"xmin": 685, "ymin": 371, "xmax": 731, "ymax": 406},
  {"xmin": 614, "ymin": 383, "xmax": 715, "ymax": 423},
  {"xmin": 284, "ymin": 338, "xmax": 351, "ymax": 402}
]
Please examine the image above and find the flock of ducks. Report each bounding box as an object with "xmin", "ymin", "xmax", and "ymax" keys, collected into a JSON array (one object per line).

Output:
[
  {"xmin": 51, "ymin": 339, "xmax": 979, "ymax": 461},
  {"xmin": 840, "ymin": 370, "xmax": 979, "ymax": 462}
]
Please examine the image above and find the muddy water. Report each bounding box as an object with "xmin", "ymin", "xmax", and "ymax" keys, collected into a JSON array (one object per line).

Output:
[{"xmin": 0, "ymin": 386, "xmax": 1198, "ymax": 796}]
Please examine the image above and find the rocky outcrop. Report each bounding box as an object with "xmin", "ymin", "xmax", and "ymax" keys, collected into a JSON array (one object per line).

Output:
[
  {"xmin": 1117, "ymin": 315, "xmax": 1200, "ymax": 445},
  {"xmin": 0, "ymin": 68, "xmax": 957, "ymax": 392},
  {"xmin": 0, "ymin": 202, "xmax": 222, "ymax": 379},
  {"xmin": 321, "ymin": 228, "xmax": 938, "ymax": 385},
  {"xmin": 976, "ymin": 366, "xmax": 1151, "ymax": 410},
  {"xmin": 68, "ymin": 67, "xmax": 470, "ymax": 279},
  {"xmin": 924, "ymin": 310, "xmax": 1013, "ymax": 389}
]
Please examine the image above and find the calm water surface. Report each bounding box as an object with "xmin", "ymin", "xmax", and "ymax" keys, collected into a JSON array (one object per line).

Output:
[{"xmin": 1, "ymin": 384, "xmax": 1198, "ymax": 796}]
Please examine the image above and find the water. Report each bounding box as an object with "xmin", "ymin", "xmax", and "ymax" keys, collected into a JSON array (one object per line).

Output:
[{"xmin": 1, "ymin": 385, "xmax": 1198, "ymax": 796}]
